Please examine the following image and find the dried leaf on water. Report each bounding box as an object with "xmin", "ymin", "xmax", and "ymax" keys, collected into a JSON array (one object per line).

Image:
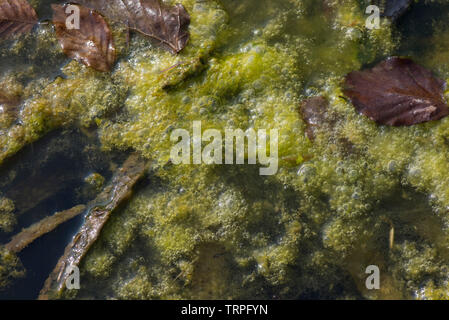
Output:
[
  {"xmin": 344, "ymin": 57, "xmax": 449, "ymax": 126},
  {"xmin": 38, "ymin": 154, "xmax": 148, "ymax": 299},
  {"xmin": 0, "ymin": 0, "xmax": 38, "ymax": 40},
  {"xmin": 52, "ymin": 4, "xmax": 116, "ymax": 72},
  {"xmin": 76, "ymin": 0, "xmax": 190, "ymax": 54}
]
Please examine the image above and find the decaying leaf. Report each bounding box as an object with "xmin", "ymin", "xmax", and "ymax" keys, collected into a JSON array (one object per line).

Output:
[
  {"xmin": 4, "ymin": 205, "xmax": 86, "ymax": 253},
  {"xmin": 0, "ymin": 0, "xmax": 38, "ymax": 40},
  {"xmin": 344, "ymin": 57, "xmax": 449, "ymax": 126},
  {"xmin": 52, "ymin": 4, "xmax": 116, "ymax": 72},
  {"xmin": 38, "ymin": 154, "xmax": 148, "ymax": 299},
  {"xmin": 76, "ymin": 0, "xmax": 190, "ymax": 54}
]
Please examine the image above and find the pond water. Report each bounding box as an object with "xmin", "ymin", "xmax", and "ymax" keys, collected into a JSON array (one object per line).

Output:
[{"xmin": 2, "ymin": 0, "xmax": 449, "ymax": 300}]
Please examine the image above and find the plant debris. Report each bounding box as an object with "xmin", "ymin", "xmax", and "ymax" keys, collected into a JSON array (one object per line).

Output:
[
  {"xmin": 344, "ymin": 57, "xmax": 449, "ymax": 126},
  {"xmin": 76, "ymin": 0, "xmax": 190, "ymax": 54},
  {"xmin": 38, "ymin": 154, "xmax": 148, "ymax": 299},
  {"xmin": 0, "ymin": 0, "xmax": 38, "ymax": 40},
  {"xmin": 4, "ymin": 205, "xmax": 86, "ymax": 253},
  {"xmin": 52, "ymin": 4, "xmax": 116, "ymax": 72}
]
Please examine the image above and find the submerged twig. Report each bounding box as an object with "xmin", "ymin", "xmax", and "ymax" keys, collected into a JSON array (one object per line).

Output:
[
  {"xmin": 4, "ymin": 205, "xmax": 86, "ymax": 253},
  {"xmin": 38, "ymin": 153, "xmax": 148, "ymax": 299}
]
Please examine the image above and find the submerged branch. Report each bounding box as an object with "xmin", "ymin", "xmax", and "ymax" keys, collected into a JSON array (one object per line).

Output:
[
  {"xmin": 4, "ymin": 205, "xmax": 86, "ymax": 253},
  {"xmin": 38, "ymin": 153, "xmax": 148, "ymax": 299}
]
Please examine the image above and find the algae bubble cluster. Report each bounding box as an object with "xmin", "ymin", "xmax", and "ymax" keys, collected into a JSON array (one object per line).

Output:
[{"xmin": 1, "ymin": 0, "xmax": 449, "ymax": 299}]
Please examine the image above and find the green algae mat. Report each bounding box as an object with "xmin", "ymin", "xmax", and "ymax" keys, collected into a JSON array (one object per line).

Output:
[{"xmin": 1, "ymin": 0, "xmax": 449, "ymax": 300}]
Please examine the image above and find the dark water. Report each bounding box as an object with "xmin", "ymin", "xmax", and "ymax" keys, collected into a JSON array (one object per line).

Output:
[
  {"xmin": 0, "ymin": 128, "xmax": 127, "ymax": 299},
  {"xmin": 396, "ymin": 1, "xmax": 449, "ymax": 60}
]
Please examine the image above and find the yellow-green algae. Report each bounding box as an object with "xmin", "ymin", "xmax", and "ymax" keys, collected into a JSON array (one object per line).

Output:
[
  {"xmin": 0, "ymin": 246, "xmax": 24, "ymax": 289},
  {"xmin": 2, "ymin": 0, "xmax": 449, "ymax": 299},
  {"xmin": 84, "ymin": 173, "xmax": 105, "ymax": 193},
  {"xmin": 0, "ymin": 198, "xmax": 15, "ymax": 233}
]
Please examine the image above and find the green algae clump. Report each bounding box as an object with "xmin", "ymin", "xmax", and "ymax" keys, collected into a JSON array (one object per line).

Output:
[
  {"xmin": 0, "ymin": 247, "xmax": 24, "ymax": 289},
  {"xmin": 0, "ymin": 198, "xmax": 16, "ymax": 234}
]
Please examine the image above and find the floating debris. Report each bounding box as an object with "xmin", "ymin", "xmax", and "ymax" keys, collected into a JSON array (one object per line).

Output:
[
  {"xmin": 38, "ymin": 154, "xmax": 148, "ymax": 299},
  {"xmin": 4, "ymin": 205, "xmax": 86, "ymax": 253},
  {"xmin": 344, "ymin": 57, "xmax": 449, "ymax": 126},
  {"xmin": 52, "ymin": 4, "xmax": 116, "ymax": 72},
  {"xmin": 76, "ymin": 0, "xmax": 191, "ymax": 54},
  {"xmin": 0, "ymin": 0, "xmax": 38, "ymax": 40}
]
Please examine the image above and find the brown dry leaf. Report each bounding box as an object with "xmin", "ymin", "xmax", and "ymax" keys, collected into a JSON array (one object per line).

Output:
[
  {"xmin": 344, "ymin": 57, "xmax": 449, "ymax": 126},
  {"xmin": 0, "ymin": 0, "xmax": 38, "ymax": 40},
  {"xmin": 76, "ymin": 0, "xmax": 190, "ymax": 54},
  {"xmin": 52, "ymin": 4, "xmax": 116, "ymax": 72}
]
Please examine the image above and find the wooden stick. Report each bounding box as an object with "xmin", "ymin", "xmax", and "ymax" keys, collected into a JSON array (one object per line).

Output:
[
  {"xmin": 5, "ymin": 205, "xmax": 86, "ymax": 253},
  {"xmin": 38, "ymin": 154, "xmax": 148, "ymax": 299}
]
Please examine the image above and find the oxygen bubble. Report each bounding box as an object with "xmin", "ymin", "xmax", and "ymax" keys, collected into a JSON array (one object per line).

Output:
[
  {"xmin": 388, "ymin": 160, "xmax": 397, "ymax": 172},
  {"xmin": 182, "ymin": 96, "xmax": 191, "ymax": 104},
  {"xmin": 297, "ymin": 164, "xmax": 316, "ymax": 183}
]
